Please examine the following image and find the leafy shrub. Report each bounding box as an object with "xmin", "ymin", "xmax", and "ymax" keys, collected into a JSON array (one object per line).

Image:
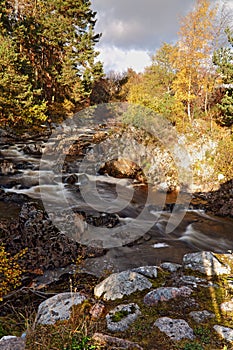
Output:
[
  {"xmin": 183, "ymin": 342, "xmax": 203, "ymax": 350},
  {"xmin": 0, "ymin": 245, "xmax": 26, "ymax": 300},
  {"xmin": 214, "ymin": 134, "xmax": 233, "ymax": 181}
]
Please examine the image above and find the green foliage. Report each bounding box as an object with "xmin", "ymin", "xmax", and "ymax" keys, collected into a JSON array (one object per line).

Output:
[
  {"xmin": 0, "ymin": 0, "xmax": 103, "ymax": 126},
  {"xmin": 183, "ymin": 342, "xmax": 204, "ymax": 350},
  {"xmin": 0, "ymin": 245, "xmax": 27, "ymax": 300},
  {"xmin": 194, "ymin": 326, "xmax": 211, "ymax": 344},
  {"xmin": 213, "ymin": 29, "xmax": 233, "ymax": 126},
  {"xmin": 111, "ymin": 305, "xmax": 136, "ymax": 323},
  {"xmin": 213, "ymin": 134, "xmax": 233, "ymax": 181},
  {"xmin": 63, "ymin": 335, "xmax": 97, "ymax": 350}
]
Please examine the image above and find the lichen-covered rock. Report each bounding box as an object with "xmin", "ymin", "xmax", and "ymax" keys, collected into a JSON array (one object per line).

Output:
[
  {"xmin": 0, "ymin": 336, "xmax": 25, "ymax": 350},
  {"xmin": 35, "ymin": 292, "xmax": 87, "ymax": 325},
  {"xmin": 144, "ymin": 286, "xmax": 192, "ymax": 306},
  {"xmin": 183, "ymin": 252, "xmax": 231, "ymax": 276},
  {"xmin": 106, "ymin": 303, "xmax": 141, "ymax": 332},
  {"xmin": 131, "ymin": 266, "xmax": 157, "ymax": 278},
  {"xmin": 214, "ymin": 325, "xmax": 233, "ymax": 342},
  {"xmin": 220, "ymin": 300, "xmax": 233, "ymax": 313},
  {"xmin": 160, "ymin": 262, "xmax": 182, "ymax": 273},
  {"xmin": 94, "ymin": 271, "xmax": 152, "ymax": 301},
  {"xmin": 154, "ymin": 317, "xmax": 195, "ymax": 341},
  {"xmin": 179, "ymin": 275, "xmax": 207, "ymax": 288},
  {"xmin": 92, "ymin": 333, "xmax": 143, "ymax": 349},
  {"xmin": 189, "ymin": 310, "xmax": 215, "ymax": 323}
]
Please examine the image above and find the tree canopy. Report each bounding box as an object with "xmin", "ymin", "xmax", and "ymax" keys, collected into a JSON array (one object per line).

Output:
[{"xmin": 0, "ymin": 0, "xmax": 103, "ymax": 126}]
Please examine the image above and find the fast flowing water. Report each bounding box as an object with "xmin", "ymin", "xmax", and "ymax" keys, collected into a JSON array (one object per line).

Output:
[{"xmin": 1, "ymin": 134, "xmax": 233, "ymax": 276}]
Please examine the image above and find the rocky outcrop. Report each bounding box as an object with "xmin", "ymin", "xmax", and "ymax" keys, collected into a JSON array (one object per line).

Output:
[
  {"xmin": 1, "ymin": 201, "xmax": 83, "ymax": 270},
  {"xmin": 204, "ymin": 179, "xmax": 233, "ymax": 218}
]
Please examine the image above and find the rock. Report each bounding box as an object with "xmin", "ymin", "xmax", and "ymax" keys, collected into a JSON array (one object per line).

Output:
[
  {"xmin": 144, "ymin": 286, "xmax": 192, "ymax": 306},
  {"xmin": 90, "ymin": 302, "xmax": 105, "ymax": 320},
  {"xmin": 0, "ymin": 336, "xmax": 25, "ymax": 350},
  {"xmin": 106, "ymin": 303, "xmax": 141, "ymax": 332},
  {"xmin": 35, "ymin": 292, "xmax": 87, "ymax": 325},
  {"xmin": 179, "ymin": 275, "xmax": 207, "ymax": 288},
  {"xmin": 214, "ymin": 325, "xmax": 233, "ymax": 342},
  {"xmin": 22, "ymin": 143, "xmax": 42, "ymax": 156},
  {"xmin": 131, "ymin": 266, "xmax": 157, "ymax": 278},
  {"xmin": 183, "ymin": 252, "xmax": 231, "ymax": 276},
  {"xmin": 92, "ymin": 333, "xmax": 143, "ymax": 349},
  {"xmin": 189, "ymin": 310, "xmax": 215, "ymax": 323},
  {"xmin": 154, "ymin": 317, "xmax": 195, "ymax": 341},
  {"xmin": 94, "ymin": 271, "xmax": 152, "ymax": 301},
  {"xmin": 0, "ymin": 160, "xmax": 15, "ymax": 175},
  {"xmin": 160, "ymin": 262, "xmax": 182, "ymax": 273},
  {"xmin": 220, "ymin": 300, "xmax": 233, "ymax": 313}
]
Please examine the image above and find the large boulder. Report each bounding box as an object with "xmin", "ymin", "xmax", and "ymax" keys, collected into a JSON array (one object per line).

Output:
[
  {"xmin": 183, "ymin": 252, "xmax": 231, "ymax": 276},
  {"xmin": 35, "ymin": 292, "xmax": 87, "ymax": 325},
  {"xmin": 94, "ymin": 270, "xmax": 152, "ymax": 301}
]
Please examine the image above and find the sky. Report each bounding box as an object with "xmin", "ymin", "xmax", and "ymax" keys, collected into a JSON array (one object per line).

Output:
[{"xmin": 91, "ymin": 0, "xmax": 232, "ymax": 73}]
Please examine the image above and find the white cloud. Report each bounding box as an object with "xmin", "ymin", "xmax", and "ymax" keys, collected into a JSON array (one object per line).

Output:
[
  {"xmin": 97, "ymin": 46, "xmax": 151, "ymax": 73},
  {"xmin": 92, "ymin": 0, "xmax": 233, "ymax": 73}
]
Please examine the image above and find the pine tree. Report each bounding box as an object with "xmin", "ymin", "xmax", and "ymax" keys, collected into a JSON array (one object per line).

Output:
[
  {"xmin": 0, "ymin": 33, "xmax": 47, "ymax": 125},
  {"xmin": 0, "ymin": 0, "xmax": 103, "ymax": 125},
  {"xmin": 213, "ymin": 29, "xmax": 233, "ymax": 126}
]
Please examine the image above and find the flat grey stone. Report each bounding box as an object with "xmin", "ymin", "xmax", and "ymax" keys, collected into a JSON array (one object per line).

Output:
[
  {"xmin": 36, "ymin": 292, "xmax": 87, "ymax": 325},
  {"xmin": 92, "ymin": 333, "xmax": 143, "ymax": 349},
  {"xmin": 0, "ymin": 337, "xmax": 25, "ymax": 350},
  {"xmin": 189, "ymin": 310, "xmax": 215, "ymax": 323},
  {"xmin": 183, "ymin": 252, "xmax": 231, "ymax": 276},
  {"xmin": 214, "ymin": 325, "xmax": 233, "ymax": 342},
  {"xmin": 179, "ymin": 275, "xmax": 207, "ymax": 288},
  {"xmin": 154, "ymin": 317, "xmax": 195, "ymax": 341},
  {"xmin": 160, "ymin": 262, "xmax": 182, "ymax": 273},
  {"xmin": 131, "ymin": 266, "xmax": 157, "ymax": 278},
  {"xmin": 144, "ymin": 286, "xmax": 192, "ymax": 306},
  {"xmin": 94, "ymin": 270, "xmax": 152, "ymax": 301},
  {"xmin": 106, "ymin": 303, "xmax": 141, "ymax": 332}
]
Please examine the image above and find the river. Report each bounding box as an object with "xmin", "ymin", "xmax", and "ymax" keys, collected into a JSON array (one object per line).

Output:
[{"xmin": 1, "ymin": 130, "xmax": 233, "ymax": 277}]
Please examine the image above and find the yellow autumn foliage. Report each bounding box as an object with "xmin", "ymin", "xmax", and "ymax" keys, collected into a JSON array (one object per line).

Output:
[{"xmin": 0, "ymin": 245, "xmax": 27, "ymax": 301}]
